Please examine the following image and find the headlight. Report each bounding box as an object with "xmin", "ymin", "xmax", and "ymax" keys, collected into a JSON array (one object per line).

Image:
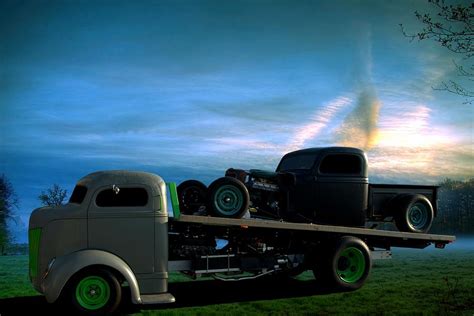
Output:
[{"xmin": 42, "ymin": 257, "xmax": 56, "ymax": 280}]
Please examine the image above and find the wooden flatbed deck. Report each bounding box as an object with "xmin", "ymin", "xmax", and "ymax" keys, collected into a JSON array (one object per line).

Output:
[{"xmin": 173, "ymin": 214, "xmax": 455, "ymax": 247}]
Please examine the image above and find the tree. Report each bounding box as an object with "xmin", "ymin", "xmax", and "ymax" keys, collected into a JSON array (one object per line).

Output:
[
  {"xmin": 401, "ymin": 0, "xmax": 474, "ymax": 103},
  {"xmin": 0, "ymin": 175, "xmax": 19, "ymax": 254},
  {"xmin": 38, "ymin": 184, "xmax": 68, "ymax": 207},
  {"xmin": 431, "ymin": 178, "xmax": 474, "ymax": 234}
]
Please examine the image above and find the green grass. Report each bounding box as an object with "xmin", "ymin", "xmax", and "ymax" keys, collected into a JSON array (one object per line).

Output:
[
  {"xmin": 1, "ymin": 249, "xmax": 473, "ymax": 315},
  {"xmin": 0, "ymin": 255, "xmax": 38, "ymax": 298}
]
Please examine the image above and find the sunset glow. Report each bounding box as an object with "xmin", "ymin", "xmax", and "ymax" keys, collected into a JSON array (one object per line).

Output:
[{"xmin": 1, "ymin": 0, "xmax": 473, "ymax": 241}]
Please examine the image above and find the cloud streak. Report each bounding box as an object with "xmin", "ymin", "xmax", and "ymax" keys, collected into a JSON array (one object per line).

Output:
[{"xmin": 285, "ymin": 96, "xmax": 352, "ymax": 153}]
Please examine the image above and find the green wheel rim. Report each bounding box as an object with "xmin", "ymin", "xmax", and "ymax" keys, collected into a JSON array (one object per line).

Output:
[
  {"xmin": 213, "ymin": 185, "xmax": 243, "ymax": 216},
  {"xmin": 337, "ymin": 247, "xmax": 366, "ymax": 284},
  {"xmin": 407, "ymin": 202, "xmax": 428, "ymax": 230},
  {"xmin": 75, "ymin": 275, "xmax": 111, "ymax": 310}
]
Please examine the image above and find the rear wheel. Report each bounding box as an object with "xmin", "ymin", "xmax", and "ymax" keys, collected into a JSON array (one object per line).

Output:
[
  {"xmin": 394, "ymin": 194, "xmax": 434, "ymax": 233},
  {"xmin": 69, "ymin": 268, "xmax": 122, "ymax": 315},
  {"xmin": 313, "ymin": 237, "xmax": 371, "ymax": 291},
  {"xmin": 207, "ymin": 177, "xmax": 250, "ymax": 218},
  {"xmin": 177, "ymin": 180, "xmax": 208, "ymax": 214}
]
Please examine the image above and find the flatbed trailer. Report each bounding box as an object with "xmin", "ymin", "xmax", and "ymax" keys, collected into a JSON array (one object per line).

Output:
[
  {"xmin": 168, "ymin": 214, "xmax": 454, "ymax": 279},
  {"xmin": 172, "ymin": 214, "xmax": 454, "ymax": 249},
  {"xmin": 28, "ymin": 171, "xmax": 456, "ymax": 315}
]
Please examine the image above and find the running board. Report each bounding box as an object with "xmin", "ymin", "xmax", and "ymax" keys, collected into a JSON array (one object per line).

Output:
[
  {"xmin": 140, "ymin": 293, "xmax": 176, "ymax": 304},
  {"xmin": 370, "ymin": 250, "xmax": 392, "ymax": 260},
  {"xmin": 212, "ymin": 269, "xmax": 276, "ymax": 281}
]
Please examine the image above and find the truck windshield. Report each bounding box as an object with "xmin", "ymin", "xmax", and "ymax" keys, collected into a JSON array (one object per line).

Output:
[
  {"xmin": 277, "ymin": 154, "xmax": 316, "ymax": 171},
  {"xmin": 69, "ymin": 185, "xmax": 87, "ymax": 204}
]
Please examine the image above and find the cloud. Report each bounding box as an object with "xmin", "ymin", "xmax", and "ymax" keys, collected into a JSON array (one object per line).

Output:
[
  {"xmin": 284, "ymin": 96, "xmax": 352, "ymax": 153},
  {"xmin": 368, "ymin": 144, "xmax": 473, "ymax": 184},
  {"xmin": 332, "ymin": 27, "xmax": 381, "ymax": 151},
  {"xmin": 201, "ymin": 96, "xmax": 306, "ymax": 125},
  {"xmin": 367, "ymin": 102, "xmax": 472, "ymax": 182},
  {"xmin": 377, "ymin": 104, "xmax": 432, "ymax": 148},
  {"xmin": 334, "ymin": 88, "xmax": 381, "ymax": 150}
]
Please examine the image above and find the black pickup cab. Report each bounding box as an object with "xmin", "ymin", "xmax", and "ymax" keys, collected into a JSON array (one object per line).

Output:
[{"xmin": 177, "ymin": 147, "xmax": 438, "ymax": 233}]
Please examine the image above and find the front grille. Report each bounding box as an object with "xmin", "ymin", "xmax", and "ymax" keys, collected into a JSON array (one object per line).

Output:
[{"xmin": 28, "ymin": 228, "xmax": 42, "ymax": 279}]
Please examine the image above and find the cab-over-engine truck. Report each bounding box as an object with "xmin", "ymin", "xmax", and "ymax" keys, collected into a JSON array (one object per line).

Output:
[{"xmin": 29, "ymin": 168, "xmax": 455, "ymax": 314}]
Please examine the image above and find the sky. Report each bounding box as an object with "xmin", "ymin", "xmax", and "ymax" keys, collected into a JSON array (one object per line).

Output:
[{"xmin": 1, "ymin": 0, "xmax": 473, "ymax": 242}]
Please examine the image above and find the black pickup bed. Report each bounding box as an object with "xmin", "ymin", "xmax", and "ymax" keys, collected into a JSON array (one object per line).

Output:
[{"xmin": 368, "ymin": 184, "xmax": 438, "ymax": 220}]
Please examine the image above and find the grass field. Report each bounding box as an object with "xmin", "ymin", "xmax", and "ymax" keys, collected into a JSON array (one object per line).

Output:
[{"xmin": 0, "ymin": 248, "xmax": 473, "ymax": 315}]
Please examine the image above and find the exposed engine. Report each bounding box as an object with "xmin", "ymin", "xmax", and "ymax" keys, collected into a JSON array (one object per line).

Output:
[{"xmin": 225, "ymin": 168, "xmax": 285, "ymax": 218}]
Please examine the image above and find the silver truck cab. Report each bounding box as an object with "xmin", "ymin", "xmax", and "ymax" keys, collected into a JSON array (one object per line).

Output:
[{"xmin": 29, "ymin": 170, "xmax": 175, "ymax": 314}]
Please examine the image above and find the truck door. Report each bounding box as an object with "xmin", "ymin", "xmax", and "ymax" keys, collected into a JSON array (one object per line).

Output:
[
  {"xmin": 277, "ymin": 152, "xmax": 319, "ymax": 219},
  {"xmin": 288, "ymin": 171, "xmax": 319, "ymax": 219},
  {"xmin": 87, "ymin": 185, "xmax": 155, "ymax": 273},
  {"xmin": 315, "ymin": 153, "xmax": 368, "ymax": 227}
]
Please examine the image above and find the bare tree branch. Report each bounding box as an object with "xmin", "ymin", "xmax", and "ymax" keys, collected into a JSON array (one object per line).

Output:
[
  {"xmin": 38, "ymin": 184, "xmax": 68, "ymax": 207},
  {"xmin": 401, "ymin": 0, "xmax": 474, "ymax": 103}
]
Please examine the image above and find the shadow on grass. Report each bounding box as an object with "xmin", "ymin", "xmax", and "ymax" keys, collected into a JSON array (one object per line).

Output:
[
  {"xmin": 129, "ymin": 277, "xmax": 336, "ymax": 313},
  {"xmin": 0, "ymin": 277, "xmax": 336, "ymax": 315}
]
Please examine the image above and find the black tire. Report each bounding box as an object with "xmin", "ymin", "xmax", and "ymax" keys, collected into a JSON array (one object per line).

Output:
[
  {"xmin": 207, "ymin": 177, "xmax": 250, "ymax": 218},
  {"xmin": 68, "ymin": 268, "xmax": 122, "ymax": 315},
  {"xmin": 177, "ymin": 180, "xmax": 208, "ymax": 214},
  {"xmin": 313, "ymin": 236, "xmax": 371, "ymax": 291},
  {"xmin": 393, "ymin": 194, "xmax": 434, "ymax": 233}
]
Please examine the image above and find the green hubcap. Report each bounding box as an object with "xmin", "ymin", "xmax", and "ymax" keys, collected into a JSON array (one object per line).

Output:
[
  {"xmin": 408, "ymin": 202, "xmax": 428, "ymax": 230},
  {"xmin": 337, "ymin": 247, "xmax": 366, "ymax": 284},
  {"xmin": 214, "ymin": 185, "xmax": 243, "ymax": 216},
  {"xmin": 75, "ymin": 276, "xmax": 110, "ymax": 310}
]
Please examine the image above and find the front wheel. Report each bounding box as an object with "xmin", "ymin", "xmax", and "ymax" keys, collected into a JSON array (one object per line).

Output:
[
  {"xmin": 177, "ymin": 180, "xmax": 208, "ymax": 214},
  {"xmin": 313, "ymin": 236, "xmax": 371, "ymax": 291},
  {"xmin": 207, "ymin": 177, "xmax": 250, "ymax": 218},
  {"xmin": 69, "ymin": 268, "xmax": 122, "ymax": 315}
]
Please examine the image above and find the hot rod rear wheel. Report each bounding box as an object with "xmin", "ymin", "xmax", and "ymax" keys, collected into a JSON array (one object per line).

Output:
[
  {"xmin": 394, "ymin": 194, "xmax": 434, "ymax": 233},
  {"xmin": 207, "ymin": 177, "xmax": 250, "ymax": 218},
  {"xmin": 313, "ymin": 236, "xmax": 371, "ymax": 291},
  {"xmin": 177, "ymin": 180, "xmax": 208, "ymax": 214},
  {"xmin": 69, "ymin": 268, "xmax": 122, "ymax": 315}
]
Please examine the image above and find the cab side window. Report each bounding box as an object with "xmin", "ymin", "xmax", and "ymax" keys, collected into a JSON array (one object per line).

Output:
[
  {"xmin": 69, "ymin": 185, "xmax": 88, "ymax": 204},
  {"xmin": 96, "ymin": 187, "xmax": 149, "ymax": 207},
  {"xmin": 319, "ymin": 154, "xmax": 362, "ymax": 175}
]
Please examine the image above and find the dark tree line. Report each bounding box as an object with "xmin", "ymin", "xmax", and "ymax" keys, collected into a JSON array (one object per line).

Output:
[
  {"xmin": 431, "ymin": 178, "xmax": 474, "ymax": 234},
  {"xmin": 0, "ymin": 175, "xmax": 18, "ymax": 253}
]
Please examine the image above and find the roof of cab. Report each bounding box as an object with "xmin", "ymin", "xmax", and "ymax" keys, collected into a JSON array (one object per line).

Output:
[
  {"xmin": 75, "ymin": 170, "xmax": 165, "ymax": 195},
  {"xmin": 284, "ymin": 147, "xmax": 366, "ymax": 157},
  {"xmin": 277, "ymin": 147, "xmax": 368, "ymax": 177}
]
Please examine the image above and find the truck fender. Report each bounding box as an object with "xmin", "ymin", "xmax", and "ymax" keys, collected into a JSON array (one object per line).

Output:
[{"xmin": 42, "ymin": 249, "xmax": 142, "ymax": 305}]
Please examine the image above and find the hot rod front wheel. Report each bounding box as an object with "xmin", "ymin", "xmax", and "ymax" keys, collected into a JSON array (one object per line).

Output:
[
  {"xmin": 207, "ymin": 177, "xmax": 250, "ymax": 218},
  {"xmin": 177, "ymin": 180, "xmax": 208, "ymax": 214}
]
